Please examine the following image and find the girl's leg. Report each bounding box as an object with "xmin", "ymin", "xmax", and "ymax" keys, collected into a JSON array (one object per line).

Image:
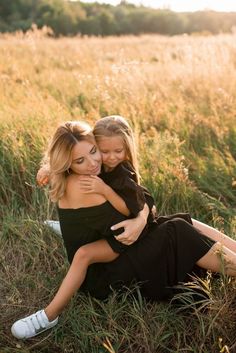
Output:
[
  {"xmin": 192, "ymin": 219, "xmax": 236, "ymax": 253},
  {"xmin": 11, "ymin": 239, "xmax": 118, "ymax": 339},
  {"xmin": 196, "ymin": 241, "xmax": 236, "ymax": 276},
  {"xmin": 45, "ymin": 239, "xmax": 118, "ymax": 321}
]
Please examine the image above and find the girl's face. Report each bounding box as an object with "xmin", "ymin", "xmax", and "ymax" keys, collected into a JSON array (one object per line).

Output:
[
  {"xmin": 70, "ymin": 140, "xmax": 102, "ymax": 175},
  {"xmin": 97, "ymin": 135, "xmax": 126, "ymax": 171}
]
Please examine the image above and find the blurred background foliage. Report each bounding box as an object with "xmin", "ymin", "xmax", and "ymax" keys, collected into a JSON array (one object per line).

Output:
[
  {"xmin": 1, "ymin": 0, "xmax": 236, "ymax": 36},
  {"xmin": 1, "ymin": 11, "xmax": 236, "ymax": 351}
]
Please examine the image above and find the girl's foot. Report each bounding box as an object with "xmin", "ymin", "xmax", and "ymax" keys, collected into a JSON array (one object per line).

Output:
[
  {"xmin": 44, "ymin": 220, "xmax": 62, "ymax": 236},
  {"xmin": 11, "ymin": 310, "xmax": 58, "ymax": 339}
]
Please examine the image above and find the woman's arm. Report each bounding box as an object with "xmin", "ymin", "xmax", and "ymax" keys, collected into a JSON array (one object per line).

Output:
[{"xmin": 111, "ymin": 203, "xmax": 149, "ymax": 245}]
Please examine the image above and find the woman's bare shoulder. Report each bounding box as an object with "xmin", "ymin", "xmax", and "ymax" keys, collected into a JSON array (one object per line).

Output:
[{"xmin": 61, "ymin": 174, "xmax": 106, "ymax": 208}]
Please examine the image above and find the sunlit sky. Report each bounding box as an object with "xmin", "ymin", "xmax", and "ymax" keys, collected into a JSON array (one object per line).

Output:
[{"xmin": 80, "ymin": 0, "xmax": 236, "ymax": 12}]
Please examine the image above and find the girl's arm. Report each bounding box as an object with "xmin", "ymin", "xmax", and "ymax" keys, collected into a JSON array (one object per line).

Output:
[
  {"xmin": 101, "ymin": 181, "xmax": 130, "ymax": 216},
  {"xmin": 77, "ymin": 175, "xmax": 130, "ymax": 216},
  {"xmin": 36, "ymin": 164, "xmax": 50, "ymax": 186}
]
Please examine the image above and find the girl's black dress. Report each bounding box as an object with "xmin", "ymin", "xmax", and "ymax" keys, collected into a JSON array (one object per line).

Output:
[{"xmin": 58, "ymin": 162, "xmax": 215, "ymax": 301}]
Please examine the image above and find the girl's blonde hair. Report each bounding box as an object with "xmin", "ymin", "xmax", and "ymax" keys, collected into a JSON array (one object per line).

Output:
[
  {"xmin": 93, "ymin": 115, "xmax": 140, "ymax": 182},
  {"xmin": 45, "ymin": 121, "xmax": 94, "ymax": 202}
]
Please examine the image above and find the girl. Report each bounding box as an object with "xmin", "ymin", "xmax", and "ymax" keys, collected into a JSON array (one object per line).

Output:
[
  {"xmin": 11, "ymin": 117, "xmax": 155, "ymax": 339},
  {"xmin": 39, "ymin": 116, "xmax": 236, "ymax": 252},
  {"xmin": 11, "ymin": 117, "xmax": 236, "ymax": 340}
]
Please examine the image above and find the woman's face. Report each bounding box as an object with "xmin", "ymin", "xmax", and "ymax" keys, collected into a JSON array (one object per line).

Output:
[{"xmin": 70, "ymin": 140, "xmax": 102, "ymax": 175}]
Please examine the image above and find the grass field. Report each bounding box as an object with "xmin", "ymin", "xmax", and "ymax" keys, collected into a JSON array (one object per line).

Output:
[{"xmin": 1, "ymin": 29, "xmax": 236, "ymax": 352}]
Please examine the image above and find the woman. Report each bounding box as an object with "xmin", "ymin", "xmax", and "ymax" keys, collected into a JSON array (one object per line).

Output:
[{"xmin": 12, "ymin": 119, "xmax": 236, "ymax": 339}]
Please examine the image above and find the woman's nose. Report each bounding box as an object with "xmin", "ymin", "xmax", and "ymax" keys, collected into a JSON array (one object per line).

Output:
[{"xmin": 88, "ymin": 157, "xmax": 96, "ymax": 167}]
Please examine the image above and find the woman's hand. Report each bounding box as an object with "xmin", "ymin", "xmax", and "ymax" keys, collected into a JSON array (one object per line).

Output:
[
  {"xmin": 36, "ymin": 165, "xmax": 50, "ymax": 186},
  {"xmin": 77, "ymin": 175, "xmax": 107, "ymax": 195},
  {"xmin": 111, "ymin": 217, "xmax": 146, "ymax": 245},
  {"xmin": 111, "ymin": 204, "xmax": 149, "ymax": 245}
]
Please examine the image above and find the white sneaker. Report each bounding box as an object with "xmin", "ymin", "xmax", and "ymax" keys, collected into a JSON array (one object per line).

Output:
[
  {"xmin": 44, "ymin": 220, "xmax": 62, "ymax": 236},
  {"xmin": 11, "ymin": 310, "xmax": 58, "ymax": 339}
]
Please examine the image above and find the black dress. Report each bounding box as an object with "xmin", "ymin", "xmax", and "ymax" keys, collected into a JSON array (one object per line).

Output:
[{"xmin": 58, "ymin": 162, "xmax": 215, "ymax": 301}]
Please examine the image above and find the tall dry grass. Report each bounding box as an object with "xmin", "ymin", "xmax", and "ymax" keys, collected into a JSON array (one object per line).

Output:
[{"xmin": 1, "ymin": 30, "xmax": 236, "ymax": 352}]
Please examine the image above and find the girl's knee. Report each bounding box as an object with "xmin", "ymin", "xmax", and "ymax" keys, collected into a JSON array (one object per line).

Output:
[{"xmin": 73, "ymin": 246, "xmax": 91, "ymax": 265}]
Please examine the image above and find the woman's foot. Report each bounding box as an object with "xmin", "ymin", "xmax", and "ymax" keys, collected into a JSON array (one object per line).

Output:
[{"xmin": 11, "ymin": 310, "xmax": 58, "ymax": 339}]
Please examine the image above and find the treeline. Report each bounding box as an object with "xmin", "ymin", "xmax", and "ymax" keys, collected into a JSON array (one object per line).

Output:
[{"xmin": 1, "ymin": 0, "xmax": 236, "ymax": 36}]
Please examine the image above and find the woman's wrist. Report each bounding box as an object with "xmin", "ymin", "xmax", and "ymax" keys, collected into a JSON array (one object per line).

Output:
[{"xmin": 138, "ymin": 203, "xmax": 149, "ymax": 222}]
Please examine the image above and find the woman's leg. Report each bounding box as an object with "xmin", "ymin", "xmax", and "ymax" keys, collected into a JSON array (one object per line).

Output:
[
  {"xmin": 192, "ymin": 219, "xmax": 236, "ymax": 253},
  {"xmin": 45, "ymin": 239, "xmax": 118, "ymax": 321},
  {"xmin": 196, "ymin": 241, "xmax": 236, "ymax": 276}
]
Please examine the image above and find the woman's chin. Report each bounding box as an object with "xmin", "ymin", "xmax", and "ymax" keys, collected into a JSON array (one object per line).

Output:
[{"xmin": 90, "ymin": 166, "xmax": 101, "ymax": 175}]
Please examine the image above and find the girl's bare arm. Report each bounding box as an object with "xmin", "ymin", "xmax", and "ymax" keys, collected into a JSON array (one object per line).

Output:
[{"xmin": 75, "ymin": 175, "xmax": 130, "ymax": 216}]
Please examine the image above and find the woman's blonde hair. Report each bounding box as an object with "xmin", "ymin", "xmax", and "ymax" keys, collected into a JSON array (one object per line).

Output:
[
  {"xmin": 93, "ymin": 115, "xmax": 140, "ymax": 182},
  {"xmin": 46, "ymin": 121, "xmax": 94, "ymax": 202}
]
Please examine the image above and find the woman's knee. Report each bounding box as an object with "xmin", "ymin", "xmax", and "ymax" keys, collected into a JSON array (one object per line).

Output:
[
  {"xmin": 168, "ymin": 217, "xmax": 190, "ymax": 229},
  {"xmin": 196, "ymin": 242, "xmax": 229, "ymax": 273}
]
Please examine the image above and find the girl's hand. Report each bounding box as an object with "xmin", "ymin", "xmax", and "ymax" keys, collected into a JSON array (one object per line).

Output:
[
  {"xmin": 77, "ymin": 175, "xmax": 107, "ymax": 195},
  {"xmin": 36, "ymin": 165, "xmax": 50, "ymax": 186}
]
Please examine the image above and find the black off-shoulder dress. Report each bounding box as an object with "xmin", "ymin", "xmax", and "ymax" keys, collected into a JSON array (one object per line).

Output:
[{"xmin": 58, "ymin": 162, "xmax": 215, "ymax": 301}]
